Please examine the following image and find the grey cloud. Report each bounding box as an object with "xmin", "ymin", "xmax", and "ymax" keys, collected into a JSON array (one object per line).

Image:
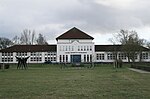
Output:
[{"xmin": 0, "ymin": 0, "xmax": 150, "ymax": 41}]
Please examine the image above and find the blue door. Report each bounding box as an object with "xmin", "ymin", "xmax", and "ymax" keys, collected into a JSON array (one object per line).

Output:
[{"xmin": 71, "ymin": 55, "xmax": 81, "ymax": 63}]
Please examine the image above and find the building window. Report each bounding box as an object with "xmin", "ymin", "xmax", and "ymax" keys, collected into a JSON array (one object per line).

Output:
[
  {"xmin": 2, "ymin": 52, "xmax": 13, "ymax": 62},
  {"xmin": 90, "ymin": 54, "xmax": 92, "ymax": 62},
  {"xmin": 96, "ymin": 54, "xmax": 105, "ymax": 60},
  {"xmin": 84, "ymin": 55, "xmax": 86, "ymax": 62},
  {"xmin": 142, "ymin": 53, "xmax": 148, "ymax": 59},
  {"xmin": 84, "ymin": 46, "xmax": 86, "ymax": 51},
  {"xmin": 63, "ymin": 46, "xmax": 65, "ymax": 51},
  {"xmin": 72, "ymin": 46, "xmax": 74, "ymax": 51},
  {"xmin": 63, "ymin": 55, "xmax": 65, "ymax": 62},
  {"xmin": 60, "ymin": 55, "xmax": 62, "ymax": 62},
  {"xmin": 87, "ymin": 46, "xmax": 89, "ymax": 51},
  {"xmin": 30, "ymin": 52, "xmax": 42, "ymax": 62},
  {"xmin": 17, "ymin": 52, "xmax": 27, "ymax": 57},
  {"xmin": 118, "ymin": 53, "xmax": 126, "ymax": 60},
  {"xmin": 45, "ymin": 52, "xmax": 56, "ymax": 62},
  {"xmin": 134, "ymin": 53, "xmax": 138, "ymax": 60},
  {"xmin": 87, "ymin": 55, "xmax": 89, "ymax": 62},
  {"xmin": 54, "ymin": 57, "xmax": 56, "ymax": 61},
  {"xmin": 59, "ymin": 46, "xmax": 62, "ymax": 51},
  {"xmin": 78, "ymin": 46, "xmax": 80, "ymax": 51},
  {"xmin": 81, "ymin": 46, "xmax": 83, "ymax": 51},
  {"xmin": 66, "ymin": 55, "xmax": 68, "ymax": 62},
  {"xmin": 107, "ymin": 53, "xmax": 116, "ymax": 60},
  {"xmin": 90, "ymin": 46, "xmax": 92, "ymax": 51}
]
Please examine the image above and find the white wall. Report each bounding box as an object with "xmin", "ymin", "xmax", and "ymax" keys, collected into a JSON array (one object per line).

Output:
[
  {"xmin": 57, "ymin": 39, "xmax": 95, "ymax": 63},
  {"xmin": 95, "ymin": 51, "xmax": 150, "ymax": 63}
]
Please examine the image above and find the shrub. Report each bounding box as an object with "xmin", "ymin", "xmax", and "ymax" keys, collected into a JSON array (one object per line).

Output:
[
  {"xmin": 0, "ymin": 64, "xmax": 10, "ymax": 69},
  {"xmin": 131, "ymin": 65, "xmax": 150, "ymax": 72}
]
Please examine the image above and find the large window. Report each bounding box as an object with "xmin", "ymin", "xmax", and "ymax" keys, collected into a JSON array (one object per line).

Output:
[
  {"xmin": 90, "ymin": 46, "xmax": 92, "ymax": 51},
  {"xmin": 118, "ymin": 53, "xmax": 126, "ymax": 60},
  {"xmin": 16, "ymin": 52, "xmax": 27, "ymax": 57},
  {"xmin": 107, "ymin": 53, "xmax": 116, "ymax": 60},
  {"xmin": 45, "ymin": 52, "xmax": 56, "ymax": 62},
  {"xmin": 72, "ymin": 46, "xmax": 74, "ymax": 51},
  {"xmin": 2, "ymin": 52, "xmax": 13, "ymax": 62},
  {"xmin": 84, "ymin": 46, "xmax": 86, "ymax": 51},
  {"xmin": 30, "ymin": 52, "xmax": 42, "ymax": 62},
  {"xmin": 142, "ymin": 53, "xmax": 149, "ymax": 59},
  {"xmin": 84, "ymin": 55, "xmax": 86, "ymax": 62},
  {"xmin": 63, "ymin": 55, "xmax": 65, "ymax": 62},
  {"xmin": 96, "ymin": 54, "xmax": 105, "ymax": 60},
  {"xmin": 90, "ymin": 54, "xmax": 92, "ymax": 62},
  {"xmin": 66, "ymin": 55, "xmax": 68, "ymax": 62},
  {"xmin": 60, "ymin": 55, "xmax": 62, "ymax": 62},
  {"xmin": 87, "ymin": 55, "xmax": 89, "ymax": 62}
]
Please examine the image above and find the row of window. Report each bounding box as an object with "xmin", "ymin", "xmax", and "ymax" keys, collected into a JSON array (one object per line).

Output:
[
  {"xmin": 1, "ymin": 52, "xmax": 149, "ymax": 62},
  {"xmin": 78, "ymin": 46, "xmax": 92, "ymax": 51},
  {"xmin": 16, "ymin": 52, "xmax": 27, "ymax": 56},
  {"xmin": 2, "ymin": 52, "xmax": 13, "ymax": 56},
  {"xmin": 31, "ymin": 52, "xmax": 42, "ymax": 56},
  {"xmin": 2, "ymin": 52, "xmax": 56, "ymax": 57},
  {"xmin": 59, "ymin": 45, "xmax": 92, "ymax": 51},
  {"xmin": 2, "ymin": 58, "xmax": 13, "ymax": 62},
  {"xmin": 45, "ymin": 52, "xmax": 56, "ymax": 56},
  {"xmin": 59, "ymin": 55, "xmax": 68, "ymax": 63},
  {"xmin": 96, "ymin": 53, "xmax": 149, "ymax": 60},
  {"xmin": 84, "ymin": 54, "xmax": 92, "ymax": 62},
  {"xmin": 30, "ymin": 57, "xmax": 42, "ymax": 61}
]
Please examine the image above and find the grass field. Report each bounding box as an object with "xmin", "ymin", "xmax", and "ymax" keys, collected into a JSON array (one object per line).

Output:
[{"xmin": 0, "ymin": 64, "xmax": 150, "ymax": 99}]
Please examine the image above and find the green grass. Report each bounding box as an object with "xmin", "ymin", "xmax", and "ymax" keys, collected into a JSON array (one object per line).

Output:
[{"xmin": 0, "ymin": 64, "xmax": 150, "ymax": 99}]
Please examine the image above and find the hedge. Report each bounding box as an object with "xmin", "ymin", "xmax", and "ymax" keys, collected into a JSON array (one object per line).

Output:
[
  {"xmin": 131, "ymin": 65, "xmax": 150, "ymax": 72},
  {"xmin": 0, "ymin": 64, "xmax": 10, "ymax": 69}
]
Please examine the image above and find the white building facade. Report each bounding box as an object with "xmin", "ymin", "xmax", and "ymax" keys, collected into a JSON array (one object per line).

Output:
[
  {"xmin": 57, "ymin": 39, "xmax": 94, "ymax": 63},
  {"xmin": 56, "ymin": 27, "xmax": 95, "ymax": 63},
  {"xmin": 0, "ymin": 27, "xmax": 150, "ymax": 64}
]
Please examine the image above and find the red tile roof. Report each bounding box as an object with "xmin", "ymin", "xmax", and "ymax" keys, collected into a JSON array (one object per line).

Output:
[
  {"xmin": 56, "ymin": 27, "xmax": 94, "ymax": 40},
  {"xmin": 0, "ymin": 45, "xmax": 56, "ymax": 52}
]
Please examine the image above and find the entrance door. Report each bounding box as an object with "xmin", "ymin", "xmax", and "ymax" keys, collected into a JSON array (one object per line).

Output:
[{"xmin": 71, "ymin": 55, "xmax": 81, "ymax": 63}]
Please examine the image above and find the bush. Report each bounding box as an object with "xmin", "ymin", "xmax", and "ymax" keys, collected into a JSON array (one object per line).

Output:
[
  {"xmin": 131, "ymin": 65, "xmax": 150, "ymax": 71},
  {"xmin": 0, "ymin": 64, "xmax": 10, "ymax": 69}
]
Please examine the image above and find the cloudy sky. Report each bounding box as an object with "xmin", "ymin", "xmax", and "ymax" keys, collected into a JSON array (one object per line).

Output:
[{"xmin": 0, "ymin": 0, "xmax": 150, "ymax": 44}]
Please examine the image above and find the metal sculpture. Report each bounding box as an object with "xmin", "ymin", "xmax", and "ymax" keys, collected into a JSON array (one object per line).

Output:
[{"xmin": 15, "ymin": 56, "xmax": 30, "ymax": 69}]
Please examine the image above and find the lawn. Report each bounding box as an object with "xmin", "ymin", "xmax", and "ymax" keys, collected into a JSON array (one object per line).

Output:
[{"xmin": 0, "ymin": 64, "xmax": 150, "ymax": 99}]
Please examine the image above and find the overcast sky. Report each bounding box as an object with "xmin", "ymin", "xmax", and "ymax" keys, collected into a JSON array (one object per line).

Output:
[{"xmin": 0, "ymin": 0, "xmax": 150, "ymax": 44}]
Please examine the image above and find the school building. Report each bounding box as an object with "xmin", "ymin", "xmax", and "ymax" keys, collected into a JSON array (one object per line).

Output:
[{"xmin": 0, "ymin": 27, "xmax": 149, "ymax": 64}]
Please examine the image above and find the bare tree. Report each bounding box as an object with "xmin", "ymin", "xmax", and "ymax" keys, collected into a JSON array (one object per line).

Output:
[
  {"xmin": 110, "ymin": 29, "xmax": 145, "ymax": 64},
  {"xmin": 12, "ymin": 36, "xmax": 20, "ymax": 44},
  {"xmin": 36, "ymin": 33, "xmax": 48, "ymax": 45},
  {"xmin": 31, "ymin": 30, "xmax": 35, "ymax": 45},
  {"xmin": 13, "ymin": 29, "xmax": 36, "ymax": 45}
]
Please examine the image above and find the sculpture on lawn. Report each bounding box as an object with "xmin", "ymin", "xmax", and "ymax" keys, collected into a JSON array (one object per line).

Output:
[{"xmin": 15, "ymin": 56, "xmax": 30, "ymax": 69}]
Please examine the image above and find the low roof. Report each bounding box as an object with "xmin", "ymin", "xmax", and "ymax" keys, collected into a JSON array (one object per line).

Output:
[
  {"xmin": 0, "ymin": 45, "xmax": 57, "ymax": 52},
  {"xmin": 56, "ymin": 27, "xmax": 94, "ymax": 40},
  {"xmin": 0, "ymin": 45, "xmax": 149, "ymax": 53},
  {"xmin": 95, "ymin": 45, "xmax": 149, "ymax": 52}
]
